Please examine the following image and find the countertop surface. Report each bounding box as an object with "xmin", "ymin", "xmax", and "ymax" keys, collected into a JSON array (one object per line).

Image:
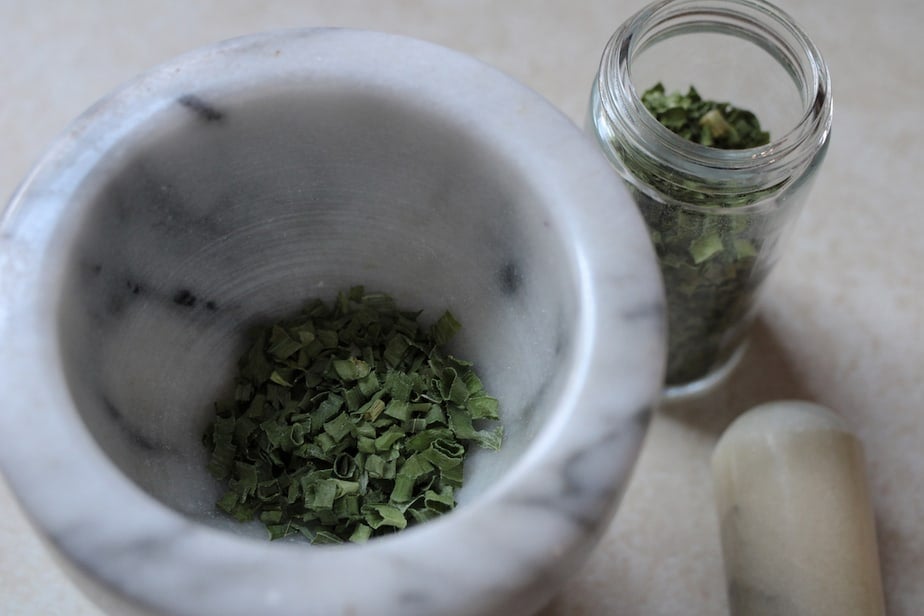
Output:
[{"xmin": 2, "ymin": 1, "xmax": 921, "ymax": 614}]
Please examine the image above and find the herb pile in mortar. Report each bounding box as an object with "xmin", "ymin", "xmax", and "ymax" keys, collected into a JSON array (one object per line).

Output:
[
  {"xmin": 632, "ymin": 84, "xmax": 772, "ymax": 385},
  {"xmin": 203, "ymin": 286, "xmax": 503, "ymax": 544}
]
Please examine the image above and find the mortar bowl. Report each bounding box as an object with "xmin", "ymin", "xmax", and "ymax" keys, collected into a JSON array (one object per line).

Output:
[{"xmin": 0, "ymin": 29, "xmax": 665, "ymax": 616}]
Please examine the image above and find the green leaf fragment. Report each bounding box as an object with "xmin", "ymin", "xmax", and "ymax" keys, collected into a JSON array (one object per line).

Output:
[
  {"xmin": 306, "ymin": 479, "xmax": 338, "ymax": 510},
  {"xmin": 446, "ymin": 372, "xmax": 470, "ymax": 406},
  {"xmin": 315, "ymin": 432, "xmax": 338, "ymax": 455},
  {"xmin": 734, "ymin": 238, "xmax": 757, "ymax": 258},
  {"xmin": 430, "ymin": 310, "xmax": 461, "ymax": 346},
  {"xmin": 385, "ymin": 370, "xmax": 414, "ymax": 402},
  {"xmin": 332, "ymin": 357, "xmax": 371, "ymax": 381},
  {"xmin": 364, "ymin": 504, "xmax": 408, "ymax": 530},
  {"xmin": 390, "ymin": 474, "xmax": 417, "ymax": 503},
  {"xmin": 357, "ymin": 371, "xmax": 380, "ymax": 397},
  {"xmin": 374, "ymin": 425, "xmax": 405, "ymax": 452},
  {"xmin": 333, "ymin": 453, "xmax": 356, "ymax": 479},
  {"xmin": 349, "ymin": 523, "xmax": 373, "ymax": 543},
  {"xmin": 467, "ymin": 395, "xmax": 499, "ymax": 420},
  {"xmin": 268, "ymin": 326, "xmax": 302, "ymax": 359},
  {"xmin": 424, "ymin": 486, "xmax": 456, "ymax": 513},
  {"xmin": 361, "ymin": 397, "xmax": 387, "ymax": 422},
  {"xmin": 424, "ymin": 404, "xmax": 447, "ymax": 426},
  {"xmin": 206, "ymin": 415, "xmax": 236, "ymax": 480},
  {"xmin": 690, "ymin": 230, "xmax": 724, "ymax": 264},
  {"xmin": 323, "ymin": 411, "xmax": 355, "ymax": 443},
  {"xmin": 383, "ymin": 335, "xmax": 410, "ymax": 368},
  {"xmin": 357, "ymin": 436, "xmax": 377, "ymax": 455},
  {"xmin": 383, "ymin": 399, "xmax": 410, "ymax": 422},
  {"xmin": 438, "ymin": 459, "xmax": 464, "ymax": 488},
  {"xmin": 234, "ymin": 381, "xmax": 254, "ymax": 402},
  {"xmin": 421, "ymin": 438, "xmax": 465, "ymax": 469},
  {"xmin": 343, "ymin": 386, "xmax": 366, "ymax": 412},
  {"xmin": 448, "ymin": 408, "xmax": 504, "ymax": 451},
  {"xmin": 311, "ymin": 530, "xmax": 345, "ymax": 545},
  {"xmin": 269, "ymin": 370, "xmax": 294, "ymax": 387},
  {"xmin": 364, "ymin": 453, "xmax": 387, "ymax": 478},
  {"xmin": 217, "ymin": 490, "xmax": 255, "ymax": 522}
]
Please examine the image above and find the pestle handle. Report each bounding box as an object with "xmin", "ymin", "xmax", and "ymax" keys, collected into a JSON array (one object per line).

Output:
[{"xmin": 711, "ymin": 400, "xmax": 886, "ymax": 616}]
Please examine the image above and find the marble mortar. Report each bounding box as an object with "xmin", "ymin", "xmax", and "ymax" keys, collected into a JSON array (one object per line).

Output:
[{"xmin": 0, "ymin": 29, "xmax": 666, "ymax": 616}]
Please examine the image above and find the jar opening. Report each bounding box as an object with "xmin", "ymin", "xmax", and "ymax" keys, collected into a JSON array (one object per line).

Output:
[{"xmin": 595, "ymin": 0, "xmax": 832, "ymax": 199}]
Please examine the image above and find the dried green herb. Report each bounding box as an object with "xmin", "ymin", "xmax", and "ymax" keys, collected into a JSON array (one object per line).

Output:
[
  {"xmin": 629, "ymin": 84, "xmax": 773, "ymax": 385},
  {"xmin": 640, "ymin": 83, "xmax": 769, "ymax": 149},
  {"xmin": 203, "ymin": 286, "xmax": 503, "ymax": 543}
]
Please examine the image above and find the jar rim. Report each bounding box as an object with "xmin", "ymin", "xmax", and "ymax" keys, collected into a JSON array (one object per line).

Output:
[{"xmin": 596, "ymin": 0, "xmax": 832, "ymax": 193}]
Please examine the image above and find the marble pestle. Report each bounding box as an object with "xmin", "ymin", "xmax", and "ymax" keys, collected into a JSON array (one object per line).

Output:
[{"xmin": 712, "ymin": 400, "xmax": 886, "ymax": 616}]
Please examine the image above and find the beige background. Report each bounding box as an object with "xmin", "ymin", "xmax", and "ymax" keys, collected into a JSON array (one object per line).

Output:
[{"xmin": 2, "ymin": 1, "xmax": 922, "ymax": 614}]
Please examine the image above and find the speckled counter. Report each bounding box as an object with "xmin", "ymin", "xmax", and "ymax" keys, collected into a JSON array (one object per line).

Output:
[{"xmin": 2, "ymin": 1, "xmax": 922, "ymax": 614}]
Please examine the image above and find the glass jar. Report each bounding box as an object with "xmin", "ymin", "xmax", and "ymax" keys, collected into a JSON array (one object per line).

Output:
[{"xmin": 589, "ymin": 0, "xmax": 832, "ymax": 394}]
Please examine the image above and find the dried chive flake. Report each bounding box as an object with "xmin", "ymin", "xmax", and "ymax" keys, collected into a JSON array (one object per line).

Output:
[{"xmin": 202, "ymin": 286, "xmax": 503, "ymax": 544}]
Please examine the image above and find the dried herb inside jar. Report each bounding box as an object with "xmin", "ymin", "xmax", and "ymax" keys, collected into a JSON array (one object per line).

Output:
[
  {"xmin": 640, "ymin": 83, "xmax": 769, "ymax": 149},
  {"xmin": 202, "ymin": 286, "xmax": 503, "ymax": 544},
  {"xmin": 633, "ymin": 84, "xmax": 772, "ymax": 385}
]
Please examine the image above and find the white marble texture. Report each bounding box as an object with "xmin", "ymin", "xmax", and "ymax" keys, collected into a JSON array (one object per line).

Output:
[
  {"xmin": 0, "ymin": 27, "xmax": 664, "ymax": 616},
  {"xmin": 2, "ymin": 1, "xmax": 924, "ymax": 615}
]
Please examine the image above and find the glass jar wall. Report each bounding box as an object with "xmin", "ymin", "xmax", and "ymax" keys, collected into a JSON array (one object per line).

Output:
[{"xmin": 589, "ymin": 0, "xmax": 832, "ymax": 394}]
